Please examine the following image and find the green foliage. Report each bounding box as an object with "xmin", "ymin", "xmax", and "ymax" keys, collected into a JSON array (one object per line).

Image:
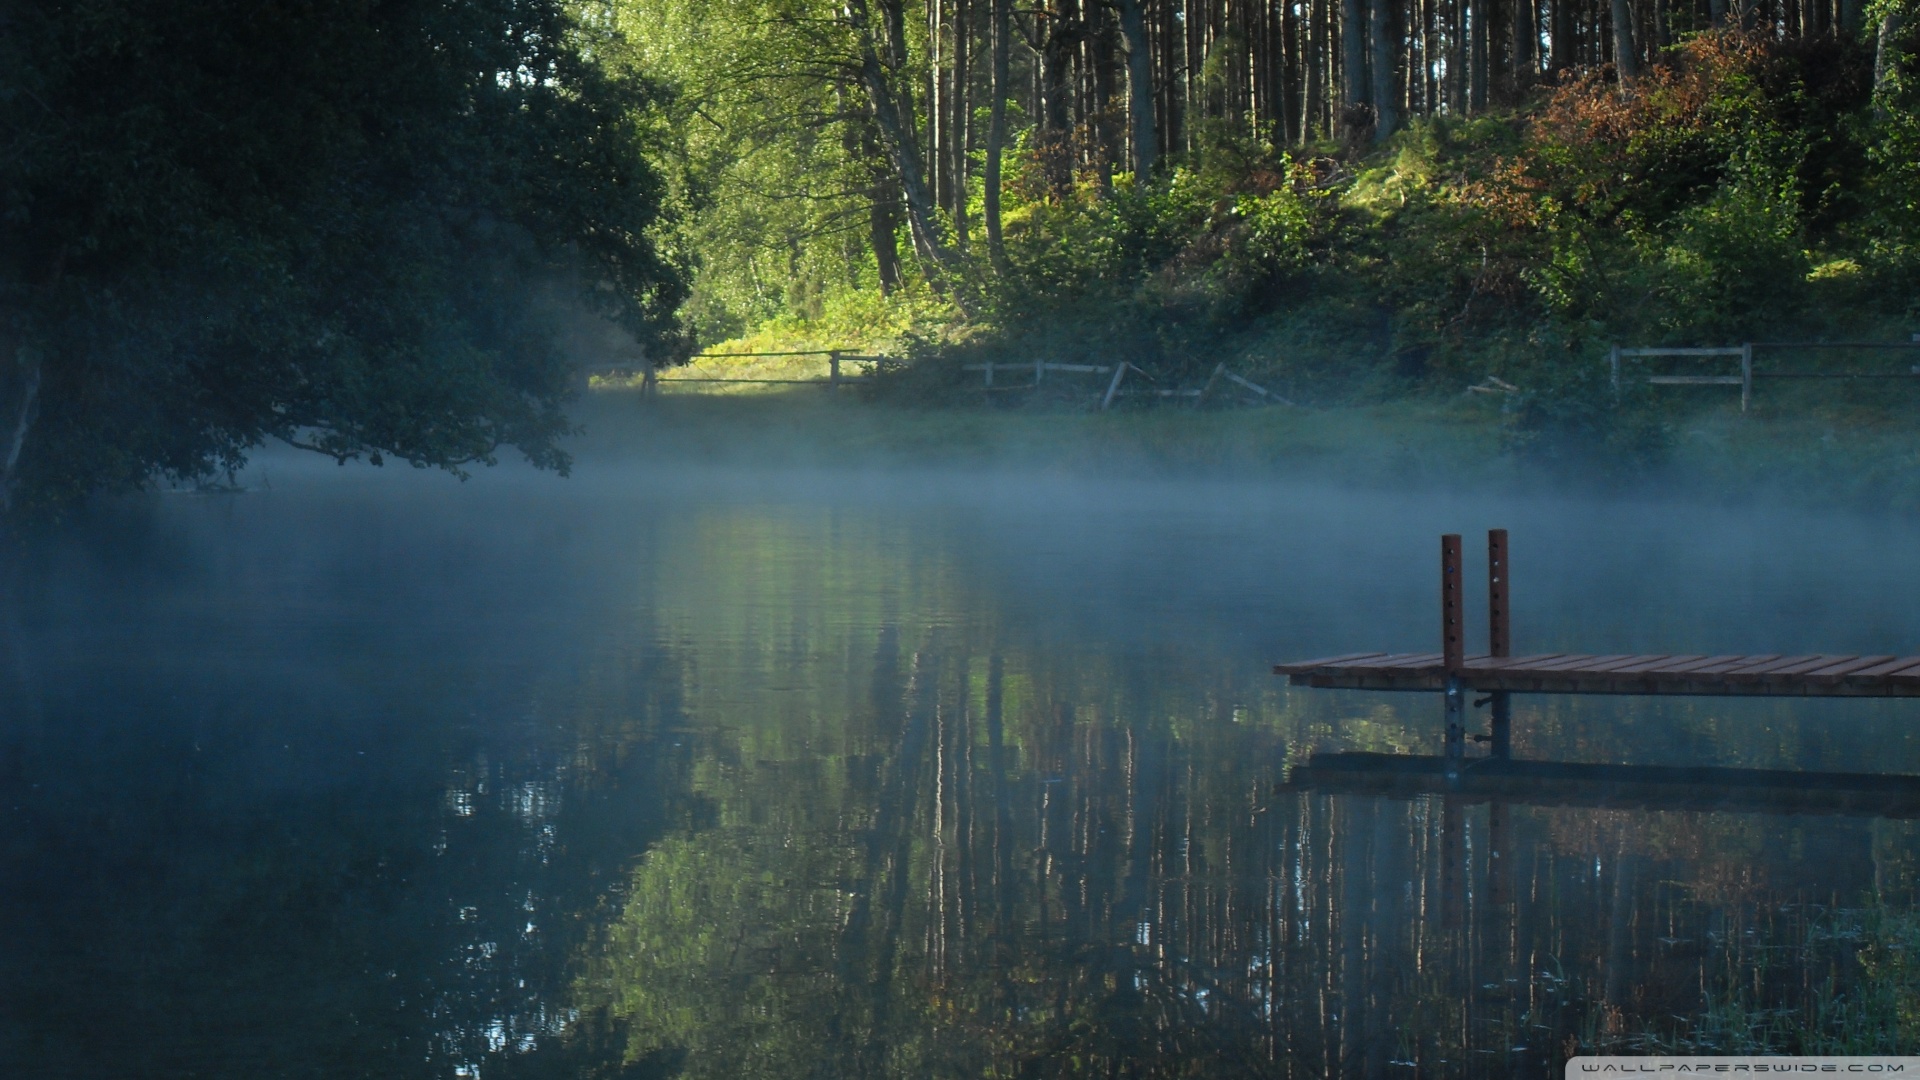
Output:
[
  {"xmin": 0, "ymin": 0, "xmax": 688, "ymax": 512},
  {"xmin": 609, "ymin": 0, "xmax": 920, "ymax": 342},
  {"xmin": 642, "ymin": 13, "xmax": 1919, "ymax": 473}
]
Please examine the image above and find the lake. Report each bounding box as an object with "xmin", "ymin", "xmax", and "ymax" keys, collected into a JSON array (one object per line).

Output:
[{"xmin": 6, "ymin": 455, "xmax": 1920, "ymax": 1077}]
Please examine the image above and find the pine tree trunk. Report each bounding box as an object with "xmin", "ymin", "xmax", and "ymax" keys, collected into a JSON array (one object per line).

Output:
[
  {"xmin": 951, "ymin": 0, "xmax": 970, "ymax": 248},
  {"xmin": 1342, "ymin": 0, "xmax": 1370, "ymax": 135},
  {"xmin": 1470, "ymin": 0, "xmax": 1488, "ymax": 111},
  {"xmin": 1449, "ymin": 0, "xmax": 1467, "ymax": 111},
  {"xmin": 1511, "ymin": 0, "xmax": 1537, "ymax": 91},
  {"xmin": 1611, "ymin": 0, "xmax": 1637, "ymax": 80},
  {"xmin": 1090, "ymin": 2, "xmax": 1119, "ymax": 189},
  {"xmin": 1040, "ymin": 3, "xmax": 1083, "ymax": 193},
  {"xmin": 1550, "ymin": 0, "xmax": 1572, "ymax": 72},
  {"xmin": 984, "ymin": 0, "xmax": 1010, "ymax": 269},
  {"xmin": 1370, "ymin": 0, "xmax": 1398, "ymax": 138},
  {"xmin": 1303, "ymin": 0, "xmax": 1323, "ymax": 138},
  {"xmin": 1117, "ymin": 0, "xmax": 1158, "ymax": 176}
]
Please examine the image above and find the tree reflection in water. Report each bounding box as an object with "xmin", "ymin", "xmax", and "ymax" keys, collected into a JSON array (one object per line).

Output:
[
  {"xmin": 12, "ymin": 474, "xmax": 1920, "ymax": 1078},
  {"xmin": 572, "ymin": 617, "xmax": 1920, "ymax": 1076}
]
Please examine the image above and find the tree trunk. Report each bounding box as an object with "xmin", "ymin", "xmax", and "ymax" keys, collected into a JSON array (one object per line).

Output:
[
  {"xmin": 984, "ymin": 0, "xmax": 1010, "ymax": 269},
  {"xmin": 1342, "ymin": 0, "xmax": 1370, "ymax": 132},
  {"xmin": 1089, "ymin": 3, "xmax": 1119, "ymax": 190},
  {"xmin": 1117, "ymin": 0, "xmax": 1157, "ymax": 177},
  {"xmin": 1550, "ymin": 0, "xmax": 1572, "ymax": 72},
  {"xmin": 1303, "ymin": 0, "xmax": 1324, "ymax": 138},
  {"xmin": 848, "ymin": 0, "xmax": 955, "ymax": 267},
  {"xmin": 950, "ymin": 0, "xmax": 970, "ymax": 250},
  {"xmin": 1449, "ymin": 0, "xmax": 1467, "ymax": 111},
  {"xmin": 1370, "ymin": 0, "xmax": 1398, "ymax": 139},
  {"xmin": 1470, "ymin": 0, "xmax": 1489, "ymax": 111},
  {"xmin": 1875, "ymin": 7, "xmax": 1906, "ymax": 114},
  {"xmin": 1040, "ymin": 3, "xmax": 1085, "ymax": 194},
  {"xmin": 1610, "ymin": 0, "xmax": 1637, "ymax": 80},
  {"xmin": 1511, "ymin": 0, "xmax": 1537, "ymax": 92},
  {"xmin": 871, "ymin": 180, "xmax": 902, "ymax": 293}
]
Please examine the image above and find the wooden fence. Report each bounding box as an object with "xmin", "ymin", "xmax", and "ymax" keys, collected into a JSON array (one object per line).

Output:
[
  {"xmin": 962, "ymin": 360, "xmax": 1293, "ymax": 410},
  {"xmin": 586, "ymin": 350, "xmax": 891, "ymax": 395},
  {"xmin": 590, "ymin": 351, "xmax": 1296, "ymax": 409},
  {"xmin": 1610, "ymin": 337, "xmax": 1920, "ymax": 412}
]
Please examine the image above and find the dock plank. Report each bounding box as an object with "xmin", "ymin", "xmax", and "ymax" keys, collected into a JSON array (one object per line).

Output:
[
  {"xmin": 1609, "ymin": 655, "xmax": 1707, "ymax": 674},
  {"xmin": 1553, "ymin": 654, "xmax": 1640, "ymax": 673},
  {"xmin": 1271, "ymin": 652, "xmax": 1388, "ymax": 672},
  {"xmin": 1684, "ymin": 655, "xmax": 1779, "ymax": 675},
  {"xmin": 1725, "ymin": 655, "xmax": 1824, "ymax": 676},
  {"xmin": 1847, "ymin": 656, "xmax": 1920, "ymax": 678},
  {"xmin": 1275, "ymin": 649, "xmax": 1920, "ymax": 697},
  {"xmin": 1496, "ymin": 653, "xmax": 1599, "ymax": 672},
  {"xmin": 1802, "ymin": 656, "xmax": 1893, "ymax": 679},
  {"xmin": 1465, "ymin": 653, "xmax": 1567, "ymax": 671}
]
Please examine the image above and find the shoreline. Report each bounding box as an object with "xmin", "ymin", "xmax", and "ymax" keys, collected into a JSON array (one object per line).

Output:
[{"xmin": 570, "ymin": 385, "xmax": 1920, "ymax": 515}]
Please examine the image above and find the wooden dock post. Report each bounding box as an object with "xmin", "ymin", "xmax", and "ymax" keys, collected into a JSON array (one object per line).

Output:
[
  {"xmin": 1441, "ymin": 794, "xmax": 1466, "ymax": 923},
  {"xmin": 1487, "ymin": 800, "xmax": 1512, "ymax": 912},
  {"xmin": 1488, "ymin": 529, "xmax": 1512, "ymax": 759},
  {"xmin": 1442, "ymin": 534, "xmax": 1466, "ymax": 759}
]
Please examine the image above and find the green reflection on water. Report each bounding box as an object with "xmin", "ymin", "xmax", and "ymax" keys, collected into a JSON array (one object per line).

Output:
[
  {"xmin": 11, "ymin": 474, "xmax": 1920, "ymax": 1078},
  {"xmin": 559, "ymin": 497, "xmax": 1920, "ymax": 1078}
]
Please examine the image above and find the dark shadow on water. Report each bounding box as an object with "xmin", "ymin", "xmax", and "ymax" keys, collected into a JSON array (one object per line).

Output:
[{"xmin": 1285, "ymin": 752, "xmax": 1920, "ymax": 817}]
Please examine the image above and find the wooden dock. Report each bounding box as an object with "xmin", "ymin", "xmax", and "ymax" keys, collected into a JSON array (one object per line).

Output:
[
  {"xmin": 1273, "ymin": 530, "xmax": 1920, "ymax": 761},
  {"xmin": 1275, "ymin": 651, "xmax": 1920, "ymax": 697}
]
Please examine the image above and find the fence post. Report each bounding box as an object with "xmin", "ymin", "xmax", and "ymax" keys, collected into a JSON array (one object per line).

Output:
[
  {"xmin": 1100, "ymin": 362, "xmax": 1129, "ymax": 411},
  {"xmin": 1196, "ymin": 363, "xmax": 1226, "ymax": 407},
  {"xmin": 984, "ymin": 361, "xmax": 993, "ymax": 388},
  {"xmin": 642, "ymin": 361, "xmax": 657, "ymax": 398},
  {"xmin": 828, "ymin": 351, "xmax": 841, "ymax": 394},
  {"xmin": 1610, "ymin": 345, "xmax": 1621, "ymax": 396},
  {"xmin": 1741, "ymin": 342, "xmax": 1753, "ymax": 412},
  {"xmin": 1035, "ymin": 358, "xmax": 1044, "ymax": 386}
]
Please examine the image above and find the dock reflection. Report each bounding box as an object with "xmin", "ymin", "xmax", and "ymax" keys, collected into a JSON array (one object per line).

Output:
[{"xmin": 1282, "ymin": 752, "xmax": 1920, "ymax": 818}]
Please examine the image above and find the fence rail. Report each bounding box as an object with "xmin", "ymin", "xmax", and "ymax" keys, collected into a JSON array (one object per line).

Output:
[
  {"xmin": 587, "ymin": 350, "xmax": 893, "ymax": 394},
  {"xmin": 962, "ymin": 360, "xmax": 1292, "ymax": 410},
  {"xmin": 590, "ymin": 351, "xmax": 1297, "ymax": 408},
  {"xmin": 1610, "ymin": 338, "xmax": 1920, "ymax": 412}
]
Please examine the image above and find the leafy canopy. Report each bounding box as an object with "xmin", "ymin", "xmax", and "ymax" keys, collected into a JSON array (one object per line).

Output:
[{"xmin": 0, "ymin": 0, "xmax": 688, "ymax": 511}]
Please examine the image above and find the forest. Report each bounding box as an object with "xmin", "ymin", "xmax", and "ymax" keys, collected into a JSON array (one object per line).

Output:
[
  {"xmin": 2, "ymin": 0, "xmax": 1918, "ymax": 510},
  {"xmin": 647, "ymin": 0, "xmax": 1920, "ymax": 436}
]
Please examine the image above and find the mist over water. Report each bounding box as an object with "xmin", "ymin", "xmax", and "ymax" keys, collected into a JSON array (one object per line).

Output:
[{"xmin": 6, "ymin": 448, "xmax": 1920, "ymax": 1076}]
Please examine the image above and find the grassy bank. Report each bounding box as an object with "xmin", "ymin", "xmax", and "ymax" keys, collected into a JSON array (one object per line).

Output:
[{"xmin": 573, "ymin": 381, "xmax": 1920, "ymax": 512}]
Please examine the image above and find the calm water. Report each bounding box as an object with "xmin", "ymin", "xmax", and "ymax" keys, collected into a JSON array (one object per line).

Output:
[{"xmin": 6, "ymin": 457, "xmax": 1920, "ymax": 1077}]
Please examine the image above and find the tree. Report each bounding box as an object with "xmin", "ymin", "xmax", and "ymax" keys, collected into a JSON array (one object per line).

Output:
[{"xmin": 0, "ymin": 0, "xmax": 689, "ymax": 515}]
